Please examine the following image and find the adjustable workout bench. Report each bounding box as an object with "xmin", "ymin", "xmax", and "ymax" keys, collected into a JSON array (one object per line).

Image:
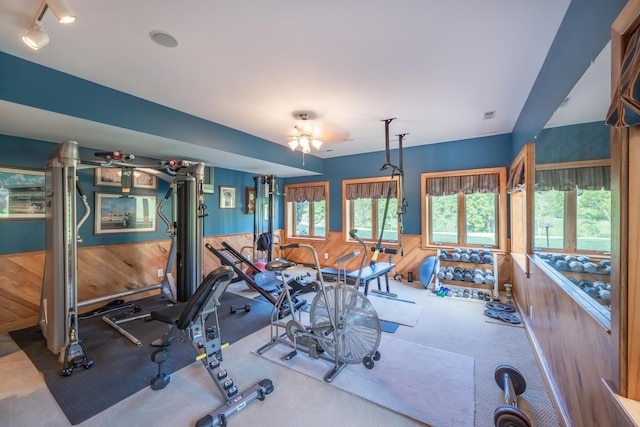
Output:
[
  {"xmin": 149, "ymin": 265, "xmax": 274, "ymax": 427},
  {"xmin": 320, "ymin": 261, "xmax": 395, "ymax": 296}
]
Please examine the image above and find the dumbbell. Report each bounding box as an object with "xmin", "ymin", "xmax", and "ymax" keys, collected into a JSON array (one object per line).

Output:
[
  {"xmin": 493, "ymin": 365, "xmax": 532, "ymax": 427},
  {"xmin": 230, "ymin": 303, "xmax": 251, "ymax": 314},
  {"xmin": 150, "ymin": 349, "xmax": 170, "ymax": 390}
]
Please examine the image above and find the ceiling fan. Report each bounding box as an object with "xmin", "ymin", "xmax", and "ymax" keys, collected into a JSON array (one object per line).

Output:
[{"xmin": 287, "ymin": 111, "xmax": 351, "ymax": 154}]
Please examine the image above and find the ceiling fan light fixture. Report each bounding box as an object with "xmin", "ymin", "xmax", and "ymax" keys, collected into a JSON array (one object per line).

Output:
[
  {"xmin": 289, "ymin": 112, "xmax": 322, "ymax": 161},
  {"xmin": 21, "ymin": 24, "xmax": 49, "ymax": 50}
]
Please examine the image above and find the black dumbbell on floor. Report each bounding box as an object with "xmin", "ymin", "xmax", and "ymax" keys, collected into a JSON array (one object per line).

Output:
[
  {"xmin": 493, "ymin": 365, "xmax": 532, "ymax": 427},
  {"xmin": 230, "ymin": 303, "xmax": 251, "ymax": 314}
]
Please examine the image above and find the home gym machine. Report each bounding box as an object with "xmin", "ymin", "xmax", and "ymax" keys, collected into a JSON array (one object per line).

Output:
[
  {"xmin": 492, "ymin": 365, "xmax": 532, "ymax": 427},
  {"xmin": 149, "ymin": 266, "xmax": 274, "ymax": 427},
  {"xmin": 257, "ymin": 241, "xmax": 381, "ymax": 382},
  {"xmin": 252, "ymin": 174, "xmax": 278, "ymax": 262},
  {"xmin": 39, "ymin": 140, "xmax": 207, "ymax": 375}
]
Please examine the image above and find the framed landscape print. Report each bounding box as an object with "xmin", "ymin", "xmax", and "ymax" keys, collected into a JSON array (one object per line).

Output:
[
  {"xmin": 95, "ymin": 192, "xmax": 157, "ymax": 234},
  {"xmin": 0, "ymin": 166, "xmax": 45, "ymax": 219}
]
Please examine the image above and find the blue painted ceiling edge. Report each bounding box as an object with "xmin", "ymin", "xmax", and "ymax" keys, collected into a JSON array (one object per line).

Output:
[
  {"xmin": 0, "ymin": 0, "xmax": 627, "ymax": 171},
  {"xmin": 511, "ymin": 0, "xmax": 627, "ymax": 158},
  {"xmin": 0, "ymin": 51, "xmax": 323, "ymax": 174}
]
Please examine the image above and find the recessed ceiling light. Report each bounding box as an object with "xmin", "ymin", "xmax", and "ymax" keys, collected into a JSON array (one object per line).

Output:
[{"xmin": 149, "ymin": 31, "xmax": 178, "ymax": 48}]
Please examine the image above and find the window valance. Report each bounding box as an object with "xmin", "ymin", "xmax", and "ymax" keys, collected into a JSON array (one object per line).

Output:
[
  {"xmin": 535, "ymin": 166, "xmax": 611, "ymax": 191},
  {"xmin": 345, "ymin": 181, "xmax": 397, "ymax": 200},
  {"xmin": 426, "ymin": 173, "xmax": 500, "ymax": 197},
  {"xmin": 285, "ymin": 185, "xmax": 325, "ymax": 202}
]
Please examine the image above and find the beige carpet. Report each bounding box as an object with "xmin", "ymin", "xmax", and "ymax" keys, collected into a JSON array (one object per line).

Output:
[
  {"xmin": 255, "ymin": 328, "xmax": 475, "ymax": 427},
  {"xmin": 367, "ymin": 294, "xmax": 422, "ymax": 326}
]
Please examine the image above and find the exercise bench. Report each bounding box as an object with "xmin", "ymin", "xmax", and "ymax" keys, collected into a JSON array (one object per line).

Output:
[
  {"xmin": 321, "ymin": 261, "xmax": 396, "ymax": 297},
  {"xmin": 149, "ymin": 265, "xmax": 274, "ymax": 427}
]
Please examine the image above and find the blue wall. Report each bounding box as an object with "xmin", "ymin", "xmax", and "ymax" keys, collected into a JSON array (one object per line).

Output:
[
  {"xmin": 0, "ymin": 135, "xmax": 274, "ymax": 254},
  {"xmin": 285, "ymin": 133, "xmax": 513, "ymax": 234},
  {"xmin": 0, "ymin": 121, "xmax": 608, "ymax": 254},
  {"xmin": 511, "ymin": 0, "xmax": 625, "ymax": 156}
]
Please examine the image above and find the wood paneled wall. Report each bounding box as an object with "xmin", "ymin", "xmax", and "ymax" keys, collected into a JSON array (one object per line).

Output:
[
  {"xmin": 512, "ymin": 258, "xmax": 634, "ymax": 427},
  {"xmin": 281, "ymin": 231, "xmax": 511, "ymax": 289},
  {"xmin": 0, "ymin": 233, "xmax": 255, "ymax": 333},
  {"xmin": 0, "ymin": 229, "xmax": 512, "ymax": 334}
]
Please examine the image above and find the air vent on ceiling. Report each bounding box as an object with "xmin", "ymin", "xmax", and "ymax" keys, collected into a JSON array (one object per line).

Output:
[{"xmin": 483, "ymin": 110, "xmax": 496, "ymax": 120}]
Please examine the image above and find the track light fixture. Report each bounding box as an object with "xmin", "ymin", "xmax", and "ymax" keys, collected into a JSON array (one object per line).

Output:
[{"xmin": 21, "ymin": 0, "xmax": 76, "ymax": 51}]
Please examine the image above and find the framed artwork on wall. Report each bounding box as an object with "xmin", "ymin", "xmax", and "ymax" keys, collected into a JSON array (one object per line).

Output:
[
  {"xmin": 0, "ymin": 166, "xmax": 45, "ymax": 220},
  {"xmin": 133, "ymin": 171, "xmax": 157, "ymax": 189},
  {"xmin": 219, "ymin": 186, "xmax": 236, "ymax": 209},
  {"xmin": 94, "ymin": 168, "xmax": 122, "ymax": 187},
  {"xmin": 246, "ymin": 187, "xmax": 255, "ymax": 214},
  {"xmin": 94, "ymin": 192, "xmax": 157, "ymax": 235}
]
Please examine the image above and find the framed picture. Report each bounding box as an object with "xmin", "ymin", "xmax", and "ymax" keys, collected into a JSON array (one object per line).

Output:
[
  {"xmin": 245, "ymin": 187, "xmax": 256, "ymax": 214},
  {"xmin": 95, "ymin": 192, "xmax": 157, "ymax": 235},
  {"xmin": 0, "ymin": 166, "xmax": 45, "ymax": 219},
  {"xmin": 94, "ymin": 168, "xmax": 122, "ymax": 187},
  {"xmin": 133, "ymin": 171, "xmax": 157, "ymax": 189},
  {"xmin": 219, "ymin": 186, "xmax": 236, "ymax": 209},
  {"xmin": 203, "ymin": 165, "xmax": 214, "ymax": 194}
]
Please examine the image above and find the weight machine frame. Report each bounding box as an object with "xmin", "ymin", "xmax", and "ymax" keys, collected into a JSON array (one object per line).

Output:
[{"xmin": 39, "ymin": 140, "xmax": 207, "ymax": 374}]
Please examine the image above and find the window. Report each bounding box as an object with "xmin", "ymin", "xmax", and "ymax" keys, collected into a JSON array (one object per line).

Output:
[
  {"xmin": 343, "ymin": 177, "xmax": 399, "ymax": 243},
  {"xmin": 421, "ymin": 167, "xmax": 506, "ymax": 249},
  {"xmin": 534, "ymin": 161, "xmax": 611, "ymax": 253},
  {"xmin": 284, "ymin": 182, "xmax": 328, "ymax": 239}
]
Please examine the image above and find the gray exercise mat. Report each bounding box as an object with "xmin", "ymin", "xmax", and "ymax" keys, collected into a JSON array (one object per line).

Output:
[{"xmin": 9, "ymin": 292, "xmax": 272, "ymax": 425}]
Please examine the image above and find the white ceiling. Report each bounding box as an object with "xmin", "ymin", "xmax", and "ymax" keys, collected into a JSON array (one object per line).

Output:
[{"xmin": 0, "ymin": 0, "xmax": 599, "ymax": 176}]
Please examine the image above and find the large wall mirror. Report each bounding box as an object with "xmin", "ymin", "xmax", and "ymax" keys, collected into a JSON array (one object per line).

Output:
[{"xmin": 533, "ymin": 42, "xmax": 612, "ymax": 323}]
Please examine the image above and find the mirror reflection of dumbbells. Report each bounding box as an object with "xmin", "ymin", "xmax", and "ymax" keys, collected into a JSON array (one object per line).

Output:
[
  {"xmin": 230, "ymin": 303, "xmax": 251, "ymax": 314},
  {"xmin": 493, "ymin": 365, "xmax": 532, "ymax": 427}
]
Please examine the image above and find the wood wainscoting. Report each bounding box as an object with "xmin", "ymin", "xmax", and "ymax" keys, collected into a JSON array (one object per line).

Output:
[
  {"xmin": 281, "ymin": 231, "xmax": 512, "ymax": 290},
  {"xmin": 0, "ymin": 230, "xmax": 512, "ymax": 334},
  {"xmin": 512, "ymin": 257, "xmax": 634, "ymax": 427},
  {"xmin": 0, "ymin": 233, "xmax": 256, "ymax": 334}
]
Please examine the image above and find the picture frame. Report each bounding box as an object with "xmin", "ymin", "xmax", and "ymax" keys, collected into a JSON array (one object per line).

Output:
[
  {"xmin": 0, "ymin": 166, "xmax": 45, "ymax": 219},
  {"xmin": 219, "ymin": 186, "xmax": 236, "ymax": 209},
  {"xmin": 94, "ymin": 192, "xmax": 157, "ymax": 235},
  {"xmin": 245, "ymin": 187, "xmax": 256, "ymax": 214},
  {"xmin": 94, "ymin": 168, "xmax": 122, "ymax": 187},
  {"xmin": 133, "ymin": 171, "xmax": 157, "ymax": 190},
  {"xmin": 203, "ymin": 165, "xmax": 214, "ymax": 194}
]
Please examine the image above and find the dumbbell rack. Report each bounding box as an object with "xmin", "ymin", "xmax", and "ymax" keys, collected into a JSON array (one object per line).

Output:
[{"xmin": 435, "ymin": 249, "xmax": 499, "ymax": 299}]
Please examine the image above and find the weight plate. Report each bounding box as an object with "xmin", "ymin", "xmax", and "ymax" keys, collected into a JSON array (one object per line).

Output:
[
  {"xmin": 485, "ymin": 301, "xmax": 516, "ymax": 312},
  {"xmin": 494, "ymin": 365, "xmax": 527, "ymax": 395},
  {"xmin": 494, "ymin": 405, "xmax": 531, "ymax": 427}
]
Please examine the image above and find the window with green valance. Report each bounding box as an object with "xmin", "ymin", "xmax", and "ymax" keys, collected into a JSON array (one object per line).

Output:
[
  {"xmin": 535, "ymin": 166, "xmax": 610, "ymax": 191},
  {"xmin": 425, "ymin": 173, "xmax": 500, "ymax": 197},
  {"xmin": 285, "ymin": 185, "xmax": 325, "ymax": 202},
  {"xmin": 345, "ymin": 180, "xmax": 397, "ymax": 200}
]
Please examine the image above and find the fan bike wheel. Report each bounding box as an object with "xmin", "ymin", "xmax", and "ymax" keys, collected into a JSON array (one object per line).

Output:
[{"xmin": 309, "ymin": 285, "xmax": 381, "ymax": 364}]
